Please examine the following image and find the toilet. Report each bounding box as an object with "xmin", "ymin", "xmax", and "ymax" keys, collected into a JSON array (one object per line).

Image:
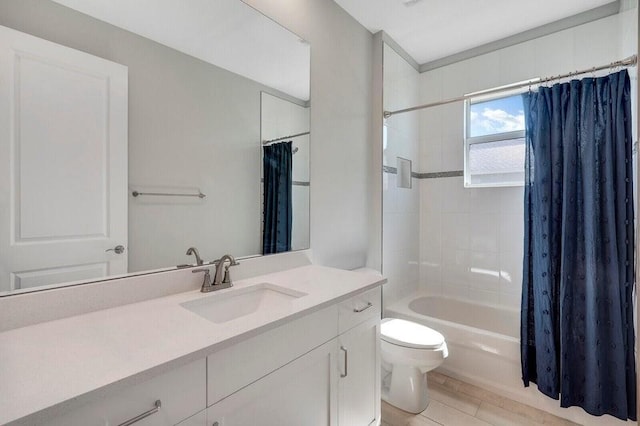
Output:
[{"xmin": 380, "ymin": 318, "xmax": 448, "ymax": 413}]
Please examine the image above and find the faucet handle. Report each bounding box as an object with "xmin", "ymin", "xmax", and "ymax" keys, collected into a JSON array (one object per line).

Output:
[
  {"xmin": 192, "ymin": 267, "xmax": 214, "ymax": 292},
  {"xmin": 222, "ymin": 265, "xmax": 233, "ymax": 284},
  {"xmin": 222, "ymin": 261, "xmax": 240, "ymax": 284}
]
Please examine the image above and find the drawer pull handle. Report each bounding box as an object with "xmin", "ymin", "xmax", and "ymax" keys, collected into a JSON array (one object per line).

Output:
[
  {"xmin": 353, "ymin": 302, "xmax": 373, "ymax": 313},
  {"xmin": 340, "ymin": 346, "xmax": 348, "ymax": 378},
  {"xmin": 118, "ymin": 400, "xmax": 161, "ymax": 426}
]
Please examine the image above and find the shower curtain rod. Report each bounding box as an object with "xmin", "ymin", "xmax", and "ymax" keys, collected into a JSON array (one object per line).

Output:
[
  {"xmin": 383, "ymin": 55, "xmax": 638, "ymax": 119},
  {"xmin": 262, "ymin": 131, "xmax": 310, "ymax": 145}
]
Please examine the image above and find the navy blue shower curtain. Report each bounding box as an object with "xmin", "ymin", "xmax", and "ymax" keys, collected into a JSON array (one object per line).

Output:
[
  {"xmin": 262, "ymin": 141, "xmax": 293, "ymax": 255},
  {"xmin": 521, "ymin": 69, "xmax": 636, "ymax": 420}
]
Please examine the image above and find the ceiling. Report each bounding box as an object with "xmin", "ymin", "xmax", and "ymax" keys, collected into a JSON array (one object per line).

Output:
[
  {"xmin": 334, "ymin": 0, "xmax": 616, "ymax": 65},
  {"xmin": 51, "ymin": 0, "xmax": 310, "ymax": 101}
]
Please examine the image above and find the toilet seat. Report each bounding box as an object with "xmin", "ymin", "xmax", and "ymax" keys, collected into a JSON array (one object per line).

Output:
[{"xmin": 381, "ymin": 318, "xmax": 445, "ymax": 350}]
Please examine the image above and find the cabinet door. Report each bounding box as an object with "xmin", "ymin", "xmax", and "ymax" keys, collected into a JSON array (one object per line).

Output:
[
  {"xmin": 338, "ymin": 317, "xmax": 380, "ymax": 426},
  {"xmin": 207, "ymin": 339, "xmax": 338, "ymax": 426}
]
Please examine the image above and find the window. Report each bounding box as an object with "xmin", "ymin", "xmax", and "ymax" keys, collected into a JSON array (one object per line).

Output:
[{"xmin": 464, "ymin": 93, "xmax": 525, "ymax": 187}]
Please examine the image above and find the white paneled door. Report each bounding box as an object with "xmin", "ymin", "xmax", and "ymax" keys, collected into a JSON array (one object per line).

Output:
[{"xmin": 0, "ymin": 25, "xmax": 128, "ymax": 292}]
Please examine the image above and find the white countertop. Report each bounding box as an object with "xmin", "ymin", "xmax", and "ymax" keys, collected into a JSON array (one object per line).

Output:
[{"xmin": 0, "ymin": 265, "xmax": 385, "ymax": 425}]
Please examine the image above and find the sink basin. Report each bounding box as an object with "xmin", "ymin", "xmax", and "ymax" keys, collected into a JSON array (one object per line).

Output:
[{"xmin": 180, "ymin": 283, "xmax": 307, "ymax": 324}]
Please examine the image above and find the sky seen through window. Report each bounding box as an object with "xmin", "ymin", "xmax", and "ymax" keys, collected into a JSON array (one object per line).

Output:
[{"xmin": 469, "ymin": 94, "xmax": 525, "ymax": 137}]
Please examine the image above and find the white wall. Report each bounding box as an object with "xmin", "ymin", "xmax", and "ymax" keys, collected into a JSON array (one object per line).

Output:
[
  {"xmin": 261, "ymin": 93, "xmax": 310, "ymax": 251},
  {"xmin": 382, "ymin": 44, "xmax": 420, "ymax": 306},
  {"xmin": 244, "ymin": 0, "xmax": 375, "ymax": 270},
  {"xmin": 419, "ymin": 8, "xmax": 638, "ymax": 308}
]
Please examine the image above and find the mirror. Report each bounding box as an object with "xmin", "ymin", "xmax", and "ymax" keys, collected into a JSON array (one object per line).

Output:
[{"xmin": 0, "ymin": 0, "xmax": 310, "ymax": 296}]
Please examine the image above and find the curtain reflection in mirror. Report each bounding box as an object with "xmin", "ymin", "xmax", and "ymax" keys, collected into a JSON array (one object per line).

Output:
[{"xmin": 262, "ymin": 142, "xmax": 293, "ymax": 254}]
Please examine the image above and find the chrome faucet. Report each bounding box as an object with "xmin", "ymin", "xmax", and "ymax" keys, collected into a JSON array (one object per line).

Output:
[
  {"xmin": 191, "ymin": 254, "xmax": 239, "ymax": 293},
  {"xmin": 186, "ymin": 247, "xmax": 203, "ymax": 266},
  {"xmin": 212, "ymin": 254, "xmax": 239, "ymax": 286}
]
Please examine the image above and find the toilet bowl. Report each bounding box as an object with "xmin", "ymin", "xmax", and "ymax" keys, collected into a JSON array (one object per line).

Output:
[{"xmin": 380, "ymin": 318, "xmax": 448, "ymax": 414}]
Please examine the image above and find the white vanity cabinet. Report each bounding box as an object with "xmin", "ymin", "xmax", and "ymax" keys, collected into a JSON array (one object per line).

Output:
[
  {"xmin": 206, "ymin": 285, "xmax": 382, "ymax": 426},
  {"xmin": 42, "ymin": 285, "xmax": 381, "ymax": 426}
]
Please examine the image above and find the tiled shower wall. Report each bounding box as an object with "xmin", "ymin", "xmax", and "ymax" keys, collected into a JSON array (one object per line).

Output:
[
  {"xmin": 382, "ymin": 44, "xmax": 420, "ymax": 307},
  {"xmin": 419, "ymin": 7, "xmax": 638, "ymax": 307}
]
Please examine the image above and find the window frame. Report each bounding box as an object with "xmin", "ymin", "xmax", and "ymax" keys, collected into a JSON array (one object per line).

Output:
[{"xmin": 463, "ymin": 92, "xmax": 526, "ymax": 188}]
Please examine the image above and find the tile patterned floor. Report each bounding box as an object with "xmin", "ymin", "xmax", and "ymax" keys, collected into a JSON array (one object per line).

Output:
[{"xmin": 381, "ymin": 371, "xmax": 581, "ymax": 426}]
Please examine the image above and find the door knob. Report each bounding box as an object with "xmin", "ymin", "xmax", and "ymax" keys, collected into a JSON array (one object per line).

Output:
[{"xmin": 106, "ymin": 245, "xmax": 125, "ymax": 254}]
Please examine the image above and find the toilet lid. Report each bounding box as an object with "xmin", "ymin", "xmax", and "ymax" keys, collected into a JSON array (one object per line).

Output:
[{"xmin": 381, "ymin": 318, "xmax": 445, "ymax": 349}]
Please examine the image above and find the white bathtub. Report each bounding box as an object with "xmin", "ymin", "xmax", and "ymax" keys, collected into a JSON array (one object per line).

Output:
[
  {"xmin": 386, "ymin": 294, "xmax": 521, "ymax": 390},
  {"xmin": 385, "ymin": 293, "xmax": 632, "ymax": 425}
]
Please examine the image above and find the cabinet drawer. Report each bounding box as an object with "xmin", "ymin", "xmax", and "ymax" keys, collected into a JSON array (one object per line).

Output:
[
  {"xmin": 48, "ymin": 359, "xmax": 206, "ymax": 426},
  {"xmin": 338, "ymin": 287, "xmax": 381, "ymax": 334}
]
